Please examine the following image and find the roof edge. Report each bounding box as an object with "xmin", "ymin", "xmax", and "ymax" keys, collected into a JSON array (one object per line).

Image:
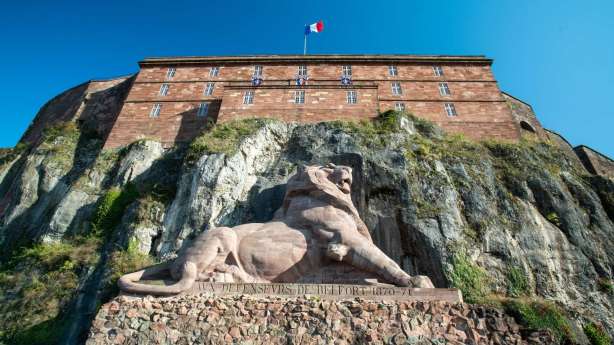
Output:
[
  {"xmin": 574, "ymin": 145, "xmax": 614, "ymax": 163},
  {"xmin": 139, "ymin": 54, "xmax": 493, "ymax": 66}
]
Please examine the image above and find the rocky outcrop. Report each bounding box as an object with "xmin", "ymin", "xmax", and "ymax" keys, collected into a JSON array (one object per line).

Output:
[
  {"xmin": 87, "ymin": 294, "xmax": 556, "ymax": 345},
  {"xmin": 1, "ymin": 114, "xmax": 612, "ymax": 344}
]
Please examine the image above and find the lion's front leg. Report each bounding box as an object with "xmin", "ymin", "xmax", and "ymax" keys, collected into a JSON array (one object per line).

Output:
[{"xmin": 329, "ymin": 241, "xmax": 433, "ymax": 288}]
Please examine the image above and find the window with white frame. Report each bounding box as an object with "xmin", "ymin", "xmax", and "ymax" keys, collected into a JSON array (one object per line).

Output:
[
  {"xmin": 243, "ymin": 90, "xmax": 254, "ymax": 104},
  {"xmin": 342, "ymin": 65, "xmax": 352, "ymax": 77},
  {"xmin": 439, "ymin": 82, "xmax": 451, "ymax": 96},
  {"xmin": 395, "ymin": 102, "xmax": 405, "ymax": 112},
  {"xmin": 294, "ymin": 90, "xmax": 305, "ymax": 104},
  {"xmin": 253, "ymin": 65, "xmax": 263, "ymax": 77},
  {"xmin": 204, "ymin": 82, "xmax": 215, "ymax": 96},
  {"xmin": 389, "ymin": 65, "xmax": 398, "ymax": 76},
  {"xmin": 159, "ymin": 83, "xmax": 169, "ymax": 96},
  {"xmin": 166, "ymin": 67, "xmax": 176, "ymax": 79},
  {"xmin": 391, "ymin": 82, "xmax": 403, "ymax": 95},
  {"xmin": 346, "ymin": 90, "xmax": 357, "ymax": 104},
  {"xmin": 444, "ymin": 103, "xmax": 457, "ymax": 117},
  {"xmin": 298, "ymin": 65, "xmax": 307, "ymax": 76},
  {"xmin": 197, "ymin": 102, "xmax": 209, "ymax": 117},
  {"xmin": 433, "ymin": 66, "xmax": 444, "ymax": 76},
  {"xmin": 209, "ymin": 67, "xmax": 220, "ymax": 77},
  {"xmin": 150, "ymin": 103, "xmax": 162, "ymax": 117}
]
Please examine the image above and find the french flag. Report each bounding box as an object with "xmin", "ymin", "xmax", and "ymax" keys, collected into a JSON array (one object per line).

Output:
[{"xmin": 305, "ymin": 20, "xmax": 324, "ymax": 35}]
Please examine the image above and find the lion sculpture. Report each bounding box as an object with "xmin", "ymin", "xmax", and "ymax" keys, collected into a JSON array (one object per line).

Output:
[{"xmin": 119, "ymin": 164, "xmax": 434, "ymax": 295}]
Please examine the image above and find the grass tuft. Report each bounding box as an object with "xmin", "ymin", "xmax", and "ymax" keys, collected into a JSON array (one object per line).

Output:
[
  {"xmin": 91, "ymin": 184, "xmax": 139, "ymax": 238},
  {"xmin": 584, "ymin": 322, "xmax": 611, "ymax": 345},
  {"xmin": 507, "ymin": 267, "xmax": 530, "ymax": 297},
  {"xmin": 503, "ymin": 298, "xmax": 576, "ymax": 344},
  {"xmin": 448, "ymin": 251, "xmax": 490, "ymax": 303}
]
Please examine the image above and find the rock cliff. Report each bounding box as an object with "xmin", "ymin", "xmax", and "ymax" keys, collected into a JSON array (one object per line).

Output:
[{"xmin": 0, "ymin": 112, "xmax": 612, "ymax": 344}]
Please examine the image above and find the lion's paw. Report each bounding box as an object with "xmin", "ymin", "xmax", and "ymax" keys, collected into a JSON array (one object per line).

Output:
[{"xmin": 410, "ymin": 275, "xmax": 435, "ymax": 288}]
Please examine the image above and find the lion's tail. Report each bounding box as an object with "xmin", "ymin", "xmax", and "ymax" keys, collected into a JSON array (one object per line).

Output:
[{"xmin": 118, "ymin": 261, "xmax": 197, "ymax": 296}]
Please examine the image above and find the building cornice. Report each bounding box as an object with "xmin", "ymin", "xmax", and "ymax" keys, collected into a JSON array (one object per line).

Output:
[{"xmin": 139, "ymin": 54, "xmax": 493, "ymax": 67}]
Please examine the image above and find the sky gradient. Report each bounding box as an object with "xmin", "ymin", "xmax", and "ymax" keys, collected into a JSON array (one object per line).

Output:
[{"xmin": 1, "ymin": 0, "xmax": 612, "ymax": 157}]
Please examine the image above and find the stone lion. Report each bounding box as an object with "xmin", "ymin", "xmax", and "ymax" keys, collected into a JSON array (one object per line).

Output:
[{"xmin": 119, "ymin": 164, "xmax": 434, "ymax": 295}]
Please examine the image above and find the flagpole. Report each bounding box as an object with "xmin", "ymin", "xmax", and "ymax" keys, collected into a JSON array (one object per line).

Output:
[{"xmin": 304, "ymin": 33, "xmax": 307, "ymax": 55}]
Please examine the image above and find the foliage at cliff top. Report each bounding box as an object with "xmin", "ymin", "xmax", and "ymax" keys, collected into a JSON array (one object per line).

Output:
[
  {"xmin": 186, "ymin": 118, "xmax": 275, "ymax": 164},
  {"xmin": 0, "ymin": 237, "xmax": 101, "ymax": 345}
]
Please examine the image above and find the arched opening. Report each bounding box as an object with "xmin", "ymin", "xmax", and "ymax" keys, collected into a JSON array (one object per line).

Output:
[
  {"xmin": 520, "ymin": 121, "xmax": 538, "ymax": 140},
  {"xmin": 520, "ymin": 121, "xmax": 536, "ymax": 133}
]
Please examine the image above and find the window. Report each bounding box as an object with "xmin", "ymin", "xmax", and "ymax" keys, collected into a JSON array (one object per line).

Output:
[
  {"xmin": 444, "ymin": 103, "xmax": 457, "ymax": 117},
  {"xmin": 294, "ymin": 90, "xmax": 305, "ymax": 104},
  {"xmin": 438, "ymin": 82, "xmax": 451, "ymax": 96},
  {"xmin": 197, "ymin": 102, "xmax": 209, "ymax": 117},
  {"xmin": 342, "ymin": 65, "xmax": 352, "ymax": 77},
  {"xmin": 346, "ymin": 90, "xmax": 357, "ymax": 104},
  {"xmin": 433, "ymin": 66, "xmax": 444, "ymax": 76},
  {"xmin": 395, "ymin": 102, "xmax": 405, "ymax": 112},
  {"xmin": 298, "ymin": 65, "xmax": 307, "ymax": 76},
  {"xmin": 150, "ymin": 103, "xmax": 161, "ymax": 117},
  {"xmin": 166, "ymin": 67, "xmax": 176, "ymax": 79},
  {"xmin": 389, "ymin": 65, "xmax": 398, "ymax": 76},
  {"xmin": 159, "ymin": 83, "xmax": 169, "ymax": 96},
  {"xmin": 253, "ymin": 65, "xmax": 263, "ymax": 77},
  {"xmin": 391, "ymin": 82, "xmax": 403, "ymax": 95},
  {"xmin": 243, "ymin": 91, "xmax": 254, "ymax": 104},
  {"xmin": 209, "ymin": 67, "xmax": 219, "ymax": 77},
  {"xmin": 204, "ymin": 82, "xmax": 215, "ymax": 96}
]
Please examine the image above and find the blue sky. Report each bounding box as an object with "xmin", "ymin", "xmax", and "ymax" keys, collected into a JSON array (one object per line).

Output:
[{"xmin": 1, "ymin": 0, "xmax": 612, "ymax": 157}]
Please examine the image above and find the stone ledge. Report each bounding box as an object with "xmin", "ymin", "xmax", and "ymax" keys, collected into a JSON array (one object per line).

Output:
[{"xmin": 87, "ymin": 293, "xmax": 555, "ymax": 344}]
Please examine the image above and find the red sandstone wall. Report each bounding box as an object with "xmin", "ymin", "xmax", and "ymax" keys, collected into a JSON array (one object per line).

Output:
[
  {"xmin": 104, "ymin": 59, "xmax": 520, "ymax": 148},
  {"xmin": 502, "ymin": 93, "xmax": 547, "ymax": 140},
  {"xmin": 20, "ymin": 76, "xmax": 133, "ymax": 146}
]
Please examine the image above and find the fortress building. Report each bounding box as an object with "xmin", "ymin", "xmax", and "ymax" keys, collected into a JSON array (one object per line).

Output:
[
  {"xmin": 103, "ymin": 54, "xmax": 547, "ymax": 148},
  {"xmin": 17, "ymin": 54, "xmax": 613, "ymax": 177}
]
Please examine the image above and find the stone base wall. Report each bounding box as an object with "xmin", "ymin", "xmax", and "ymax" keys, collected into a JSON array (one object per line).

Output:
[{"xmin": 87, "ymin": 294, "xmax": 554, "ymax": 345}]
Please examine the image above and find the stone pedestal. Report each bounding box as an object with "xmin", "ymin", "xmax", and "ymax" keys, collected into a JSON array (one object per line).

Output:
[{"xmin": 88, "ymin": 284, "xmax": 553, "ymax": 344}]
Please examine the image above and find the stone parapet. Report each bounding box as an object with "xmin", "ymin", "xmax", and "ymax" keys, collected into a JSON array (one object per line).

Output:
[{"xmin": 87, "ymin": 293, "xmax": 555, "ymax": 344}]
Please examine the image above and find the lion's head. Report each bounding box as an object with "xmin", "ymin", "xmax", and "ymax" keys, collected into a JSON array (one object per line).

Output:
[
  {"xmin": 313, "ymin": 163, "xmax": 353, "ymax": 195},
  {"xmin": 282, "ymin": 163, "xmax": 355, "ymax": 209},
  {"xmin": 279, "ymin": 163, "xmax": 372, "ymax": 241}
]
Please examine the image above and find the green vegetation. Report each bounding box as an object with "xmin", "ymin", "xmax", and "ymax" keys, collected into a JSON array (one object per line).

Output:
[
  {"xmin": 37, "ymin": 121, "xmax": 83, "ymax": 171},
  {"xmin": 584, "ymin": 322, "xmax": 611, "ymax": 345},
  {"xmin": 506, "ymin": 267, "xmax": 530, "ymax": 297},
  {"xmin": 107, "ymin": 239, "xmax": 156, "ymax": 292},
  {"xmin": 546, "ymin": 212, "xmax": 562, "ymax": 227},
  {"xmin": 503, "ymin": 299, "xmax": 576, "ymax": 344},
  {"xmin": 91, "ymin": 184, "xmax": 139, "ymax": 238},
  {"xmin": 186, "ymin": 118, "xmax": 271, "ymax": 163},
  {"xmin": 0, "ymin": 142, "xmax": 29, "ymax": 169},
  {"xmin": 597, "ymin": 277, "xmax": 613, "ymax": 294},
  {"xmin": 448, "ymin": 251, "xmax": 490, "ymax": 303},
  {"xmin": 0, "ymin": 237, "xmax": 100, "ymax": 344}
]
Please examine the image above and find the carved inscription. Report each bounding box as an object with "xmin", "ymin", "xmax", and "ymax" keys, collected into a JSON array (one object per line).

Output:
[{"xmin": 186, "ymin": 283, "xmax": 461, "ymax": 302}]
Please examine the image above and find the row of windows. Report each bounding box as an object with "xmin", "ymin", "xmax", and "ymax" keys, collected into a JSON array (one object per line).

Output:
[
  {"xmin": 158, "ymin": 81, "xmax": 452, "ymax": 97},
  {"xmin": 149, "ymin": 99, "xmax": 458, "ymax": 117},
  {"xmin": 164, "ymin": 65, "xmax": 447, "ymax": 79},
  {"xmin": 149, "ymin": 102, "xmax": 210, "ymax": 118}
]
